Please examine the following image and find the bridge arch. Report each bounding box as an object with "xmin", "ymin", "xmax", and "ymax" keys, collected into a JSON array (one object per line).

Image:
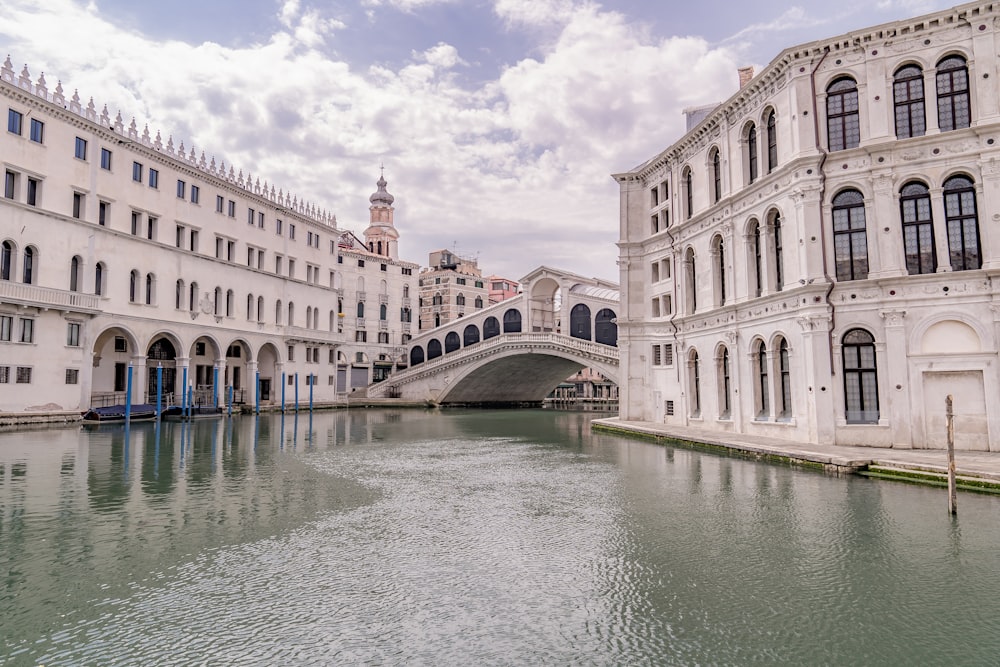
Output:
[
  {"xmin": 445, "ymin": 331, "xmax": 461, "ymax": 354},
  {"xmin": 464, "ymin": 324, "xmax": 480, "ymax": 346},
  {"xmin": 484, "ymin": 316, "xmax": 500, "ymax": 339},
  {"xmin": 410, "ymin": 346, "xmax": 424, "ymax": 366},
  {"xmin": 595, "ymin": 308, "xmax": 618, "ymax": 346},
  {"xmin": 427, "ymin": 339, "xmax": 442, "ymax": 360},
  {"xmin": 503, "ymin": 309, "xmax": 522, "ymax": 333},
  {"xmin": 570, "ymin": 303, "xmax": 592, "ymax": 341}
]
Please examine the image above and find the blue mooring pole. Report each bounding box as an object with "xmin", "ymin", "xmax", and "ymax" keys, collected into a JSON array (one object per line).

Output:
[
  {"xmin": 156, "ymin": 364, "xmax": 163, "ymax": 421},
  {"xmin": 213, "ymin": 366, "xmax": 219, "ymax": 408},
  {"xmin": 281, "ymin": 372, "xmax": 286, "ymax": 413},
  {"xmin": 309, "ymin": 373, "xmax": 314, "ymax": 412},
  {"xmin": 294, "ymin": 373, "xmax": 299, "ymax": 413},
  {"xmin": 255, "ymin": 370, "xmax": 260, "ymax": 415},
  {"xmin": 228, "ymin": 385, "xmax": 233, "ymax": 417},
  {"xmin": 181, "ymin": 366, "xmax": 189, "ymax": 418},
  {"xmin": 188, "ymin": 385, "xmax": 194, "ymax": 419},
  {"xmin": 124, "ymin": 362, "xmax": 133, "ymax": 426}
]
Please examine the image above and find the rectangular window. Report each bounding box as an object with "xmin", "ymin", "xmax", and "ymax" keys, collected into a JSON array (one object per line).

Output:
[
  {"xmin": 275, "ymin": 255, "xmax": 283, "ymax": 274},
  {"xmin": 355, "ymin": 330, "xmax": 367, "ymax": 342},
  {"xmin": 358, "ymin": 259, "xmax": 365, "ymax": 268},
  {"xmin": 99, "ymin": 201, "xmax": 108, "ymax": 226},
  {"xmin": 402, "ymin": 267, "xmax": 412, "ymax": 275},
  {"xmin": 228, "ymin": 200, "xmax": 236, "ymax": 217},
  {"xmin": 100, "ymin": 147, "xmax": 112, "ymax": 170},
  {"xmin": 65, "ymin": 368, "xmax": 79, "ymax": 385},
  {"xmin": 248, "ymin": 247, "xmax": 255, "ymax": 267},
  {"xmin": 16, "ymin": 367, "xmax": 31, "ymax": 384},
  {"xmin": 0, "ymin": 367, "xmax": 8, "ymax": 383},
  {"xmin": 177, "ymin": 179, "xmax": 186, "ymax": 198},
  {"xmin": 29, "ymin": 118, "xmax": 43, "ymax": 143},
  {"xmin": 148, "ymin": 168, "xmax": 158, "ymax": 189},
  {"xmin": 5, "ymin": 170, "xmax": 16, "ymax": 199},
  {"xmin": 651, "ymin": 298, "xmax": 661, "ymax": 318},
  {"xmin": 288, "ymin": 259, "xmax": 295, "ymax": 278},
  {"xmin": 307, "ymin": 231, "xmax": 313, "ymax": 245},
  {"xmin": 662, "ymin": 294, "xmax": 672, "ymax": 315},
  {"xmin": 258, "ymin": 211, "xmax": 264, "ymax": 228},
  {"xmin": 26, "ymin": 178, "xmax": 38, "ymax": 206},
  {"xmin": 380, "ymin": 264, "xmax": 387, "ymax": 272},
  {"xmin": 456, "ymin": 277, "xmax": 466, "ymax": 285},
  {"xmin": 651, "ymin": 262, "xmax": 660, "ymax": 282},
  {"xmin": 652, "ymin": 344, "xmax": 662, "ymax": 365},
  {"xmin": 114, "ymin": 336, "xmax": 127, "ymax": 352},
  {"xmin": 190, "ymin": 230, "xmax": 199, "ymax": 252},
  {"xmin": 75, "ymin": 136, "xmax": 87, "ymax": 160},
  {"xmin": 176, "ymin": 225, "xmax": 185, "ymax": 249},
  {"xmin": 67, "ymin": 322, "xmax": 81, "ymax": 347},
  {"xmin": 287, "ymin": 345, "xmax": 295, "ymax": 362},
  {"xmin": 19, "ymin": 318, "xmax": 34, "ymax": 343},
  {"xmin": 132, "ymin": 161, "xmax": 143, "ymax": 183},
  {"xmin": 0, "ymin": 315, "xmax": 11, "ymax": 341},
  {"xmin": 131, "ymin": 211, "xmax": 140, "ymax": 235},
  {"xmin": 72, "ymin": 192, "xmax": 83, "ymax": 218},
  {"xmin": 7, "ymin": 108, "xmax": 22, "ymax": 135},
  {"xmin": 248, "ymin": 208, "xmax": 255, "ymax": 225},
  {"xmin": 276, "ymin": 219, "xmax": 283, "ymax": 235},
  {"xmin": 289, "ymin": 223, "xmax": 295, "ymax": 240},
  {"xmin": 147, "ymin": 216, "xmax": 157, "ymax": 241},
  {"xmin": 216, "ymin": 194, "xmax": 224, "ymax": 213},
  {"xmin": 664, "ymin": 343, "xmax": 674, "ymax": 366},
  {"xmin": 257, "ymin": 250, "xmax": 264, "ymax": 270},
  {"xmin": 190, "ymin": 185, "xmax": 200, "ymax": 204},
  {"xmin": 227, "ymin": 240, "xmax": 235, "ymax": 262},
  {"xmin": 215, "ymin": 237, "xmax": 223, "ymax": 258}
]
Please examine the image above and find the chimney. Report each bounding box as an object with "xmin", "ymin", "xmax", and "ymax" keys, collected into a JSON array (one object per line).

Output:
[{"xmin": 738, "ymin": 66, "xmax": 755, "ymax": 88}]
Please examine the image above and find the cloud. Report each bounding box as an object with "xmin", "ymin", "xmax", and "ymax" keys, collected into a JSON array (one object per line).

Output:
[{"xmin": 0, "ymin": 0, "xmax": 743, "ymax": 282}]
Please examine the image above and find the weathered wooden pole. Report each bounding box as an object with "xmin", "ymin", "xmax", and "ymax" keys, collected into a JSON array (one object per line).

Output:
[{"xmin": 946, "ymin": 394, "xmax": 957, "ymax": 515}]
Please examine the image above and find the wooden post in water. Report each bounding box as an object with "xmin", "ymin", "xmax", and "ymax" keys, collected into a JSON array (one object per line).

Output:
[{"xmin": 946, "ymin": 394, "xmax": 957, "ymax": 515}]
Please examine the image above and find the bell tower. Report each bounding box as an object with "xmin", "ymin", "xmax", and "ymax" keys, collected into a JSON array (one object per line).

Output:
[{"xmin": 364, "ymin": 167, "xmax": 399, "ymax": 260}]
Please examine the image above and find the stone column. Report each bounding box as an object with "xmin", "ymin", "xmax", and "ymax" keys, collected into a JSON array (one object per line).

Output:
[
  {"xmin": 879, "ymin": 309, "xmax": 911, "ymax": 447},
  {"xmin": 870, "ymin": 172, "xmax": 906, "ymax": 278},
  {"xmin": 929, "ymin": 187, "xmax": 952, "ymax": 272},
  {"xmin": 977, "ymin": 158, "xmax": 1000, "ymax": 270},
  {"xmin": 797, "ymin": 314, "xmax": 835, "ymax": 444},
  {"xmin": 175, "ymin": 356, "xmax": 190, "ymax": 405},
  {"xmin": 247, "ymin": 360, "xmax": 259, "ymax": 407},
  {"xmin": 129, "ymin": 354, "xmax": 148, "ymax": 405},
  {"xmin": 214, "ymin": 358, "xmax": 227, "ymax": 407},
  {"xmin": 725, "ymin": 331, "xmax": 743, "ymax": 431},
  {"xmin": 794, "ymin": 183, "xmax": 825, "ymax": 284}
]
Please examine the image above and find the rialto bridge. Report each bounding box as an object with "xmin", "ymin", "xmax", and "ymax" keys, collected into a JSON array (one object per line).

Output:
[{"xmin": 366, "ymin": 267, "xmax": 620, "ymax": 404}]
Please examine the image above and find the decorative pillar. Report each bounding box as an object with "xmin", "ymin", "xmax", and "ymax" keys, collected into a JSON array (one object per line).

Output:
[
  {"xmin": 929, "ymin": 187, "xmax": 953, "ymax": 273},
  {"xmin": 246, "ymin": 360, "xmax": 258, "ymax": 406},
  {"xmin": 129, "ymin": 354, "xmax": 148, "ymax": 404},
  {"xmin": 879, "ymin": 309, "xmax": 911, "ymax": 447},
  {"xmin": 977, "ymin": 158, "xmax": 1000, "ymax": 270},
  {"xmin": 796, "ymin": 314, "xmax": 835, "ymax": 444},
  {"xmin": 214, "ymin": 358, "xmax": 227, "ymax": 408},
  {"xmin": 175, "ymin": 356, "xmax": 191, "ymax": 406},
  {"xmin": 870, "ymin": 172, "xmax": 906, "ymax": 278}
]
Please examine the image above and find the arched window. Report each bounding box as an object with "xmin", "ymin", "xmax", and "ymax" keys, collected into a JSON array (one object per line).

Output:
[
  {"xmin": 474, "ymin": 296, "xmax": 483, "ymax": 308},
  {"xmin": 356, "ymin": 301, "xmax": 364, "ymax": 318},
  {"xmin": 247, "ymin": 293, "xmax": 254, "ymax": 321},
  {"xmin": 434, "ymin": 314, "xmax": 441, "ymax": 327},
  {"xmin": 777, "ymin": 338, "xmax": 791, "ymax": 419},
  {"xmin": 380, "ymin": 303, "xmax": 387, "ymax": 320},
  {"xmin": 95, "ymin": 262, "xmax": 105, "ymax": 296},
  {"xmin": 306, "ymin": 305, "xmax": 313, "ymax": 328},
  {"xmin": 22, "ymin": 247, "xmax": 35, "ymax": 284},
  {"xmin": 595, "ymin": 309, "xmax": 617, "ymax": 346},
  {"xmin": 503, "ymin": 309, "xmax": 522, "ymax": 333},
  {"xmin": 276, "ymin": 299, "xmax": 283, "ymax": 324},
  {"xmin": 832, "ymin": 190, "xmax": 869, "ymax": 281},
  {"xmin": 843, "ymin": 329, "xmax": 879, "ymax": 423},
  {"xmin": 710, "ymin": 147, "xmax": 721, "ymax": 203},
  {"xmin": 685, "ymin": 247, "xmax": 697, "ymax": 313},
  {"xmin": 403, "ymin": 284, "xmax": 410, "ymax": 298},
  {"xmin": 893, "ymin": 64, "xmax": 925, "ymax": 138},
  {"xmin": 570, "ymin": 304, "xmax": 592, "ymax": 340},
  {"xmin": 189, "ymin": 282, "xmax": 198, "ymax": 312},
  {"xmin": 771, "ymin": 211, "xmax": 783, "ymax": 292},
  {"xmin": 410, "ymin": 346, "xmax": 425, "ymax": 366},
  {"xmin": 483, "ymin": 316, "xmax": 501, "ymax": 339},
  {"xmin": 683, "ymin": 166, "xmax": 693, "ymax": 219},
  {"xmin": 445, "ymin": 331, "xmax": 460, "ymax": 353},
  {"xmin": 900, "ymin": 181, "xmax": 935, "ymax": 274},
  {"xmin": 749, "ymin": 220, "xmax": 763, "ymax": 297},
  {"xmin": 175, "ymin": 280, "xmax": 184, "ymax": 309},
  {"xmin": 943, "ymin": 175, "xmax": 980, "ymax": 271},
  {"xmin": 432, "ymin": 293, "xmax": 443, "ymax": 306},
  {"xmin": 288, "ymin": 301, "xmax": 296, "ymax": 326},
  {"xmin": 827, "ymin": 77, "xmax": 860, "ymax": 151},
  {"xmin": 129, "ymin": 269, "xmax": 139, "ymax": 303},
  {"xmin": 257, "ymin": 295, "xmax": 264, "ymax": 322},
  {"xmin": 689, "ymin": 349, "xmax": 701, "ymax": 417},
  {"xmin": 937, "ymin": 55, "xmax": 970, "ymax": 132},
  {"xmin": 226, "ymin": 290, "xmax": 234, "ymax": 317},
  {"xmin": 746, "ymin": 123, "xmax": 758, "ymax": 184},
  {"xmin": 145, "ymin": 273, "xmax": 154, "ymax": 305},
  {"xmin": 766, "ymin": 110, "xmax": 777, "ymax": 173},
  {"xmin": 712, "ymin": 235, "xmax": 726, "ymax": 307},
  {"xmin": 456, "ymin": 293, "xmax": 466, "ymax": 306},
  {"xmin": 427, "ymin": 339, "xmax": 442, "ymax": 360},
  {"xmin": 70, "ymin": 255, "xmax": 81, "ymax": 292},
  {"xmin": 214, "ymin": 286, "xmax": 222, "ymax": 315},
  {"xmin": 719, "ymin": 347, "xmax": 731, "ymax": 419},
  {"xmin": 0, "ymin": 241, "xmax": 12, "ymax": 280},
  {"xmin": 464, "ymin": 325, "xmax": 480, "ymax": 346},
  {"xmin": 755, "ymin": 341, "xmax": 769, "ymax": 419}
]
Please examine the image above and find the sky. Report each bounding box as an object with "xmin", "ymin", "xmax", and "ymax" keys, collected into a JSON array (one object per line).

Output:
[{"xmin": 0, "ymin": 0, "xmax": 956, "ymax": 282}]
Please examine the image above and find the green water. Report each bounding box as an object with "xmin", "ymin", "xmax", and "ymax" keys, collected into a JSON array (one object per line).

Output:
[{"xmin": 1, "ymin": 409, "xmax": 999, "ymax": 665}]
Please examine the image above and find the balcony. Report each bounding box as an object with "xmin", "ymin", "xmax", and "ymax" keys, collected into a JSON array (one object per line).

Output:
[
  {"xmin": 356, "ymin": 291, "xmax": 366, "ymax": 302},
  {"xmin": 379, "ymin": 293, "xmax": 389, "ymax": 305},
  {"xmin": 401, "ymin": 297, "xmax": 411, "ymax": 308},
  {"xmin": 282, "ymin": 325, "xmax": 341, "ymax": 345},
  {"xmin": 379, "ymin": 320, "xmax": 388, "ymax": 331},
  {"xmin": 356, "ymin": 317, "xmax": 366, "ymax": 329},
  {"xmin": 0, "ymin": 281, "xmax": 101, "ymax": 313}
]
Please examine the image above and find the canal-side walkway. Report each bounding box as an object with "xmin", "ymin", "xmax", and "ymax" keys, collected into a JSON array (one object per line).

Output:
[{"xmin": 592, "ymin": 417, "xmax": 1000, "ymax": 491}]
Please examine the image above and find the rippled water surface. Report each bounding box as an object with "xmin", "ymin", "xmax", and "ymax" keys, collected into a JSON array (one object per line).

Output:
[{"xmin": 2, "ymin": 409, "xmax": 1000, "ymax": 665}]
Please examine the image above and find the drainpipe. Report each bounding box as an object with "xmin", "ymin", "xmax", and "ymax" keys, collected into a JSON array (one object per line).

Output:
[{"xmin": 809, "ymin": 48, "xmax": 836, "ymax": 374}]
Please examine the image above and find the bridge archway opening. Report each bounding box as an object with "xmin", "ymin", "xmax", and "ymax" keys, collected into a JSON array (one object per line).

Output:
[
  {"xmin": 529, "ymin": 277, "xmax": 561, "ymax": 333},
  {"xmin": 410, "ymin": 346, "xmax": 425, "ymax": 366},
  {"xmin": 503, "ymin": 309, "xmax": 522, "ymax": 333},
  {"xmin": 427, "ymin": 339, "xmax": 442, "ymax": 360},
  {"xmin": 445, "ymin": 332, "xmax": 461, "ymax": 354},
  {"xmin": 595, "ymin": 308, "xmax": 618, "ymax": 346},
  {"xmin": 464, "ymin": 325, "xmax": 480, "ymax": 346},
  {"xmin": 570, "ymin": 304, "xmax": 592, "ymax": 341},
  {"xmin": 484, "ymin": 316, "xmax": 500, "ymax": 339}
]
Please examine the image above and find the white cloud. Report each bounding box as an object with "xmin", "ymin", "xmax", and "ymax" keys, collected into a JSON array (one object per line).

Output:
[{"xmin": 0, "ymin": 0, "xmax": 744, "ymax": 281}]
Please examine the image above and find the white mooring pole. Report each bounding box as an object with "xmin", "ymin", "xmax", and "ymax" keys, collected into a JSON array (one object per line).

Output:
[{"xmin": 946, "ymin": 394, "xmax": 957, "ymax": 515}]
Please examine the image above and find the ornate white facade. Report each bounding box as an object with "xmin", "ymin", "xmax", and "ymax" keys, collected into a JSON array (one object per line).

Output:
[
  {"xmin": 615, "ymin": 2, "xmax": 1000, "ymax": 450},
  {"xmin": 0, "ymin": 58, "xmax": 418, "ymax": 413}
]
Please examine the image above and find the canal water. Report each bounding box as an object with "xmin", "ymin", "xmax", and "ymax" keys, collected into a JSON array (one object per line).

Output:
[{"xmin": 2, "ymin": 409, "xmax": 999, "ymax": 665}]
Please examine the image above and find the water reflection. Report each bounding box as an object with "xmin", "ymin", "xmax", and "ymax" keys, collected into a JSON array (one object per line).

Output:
[{"xmin": 1, "ymin": 409, "xmax": 999, "ymax": 665}]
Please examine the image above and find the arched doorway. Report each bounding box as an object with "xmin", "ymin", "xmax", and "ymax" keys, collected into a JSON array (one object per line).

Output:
[{"xmin": 146, "ymin": 336, "xmax": 178, "ymax": 404}]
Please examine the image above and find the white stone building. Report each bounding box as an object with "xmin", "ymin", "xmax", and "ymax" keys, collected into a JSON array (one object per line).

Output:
[
  {"xmin": 615, "ymin": 1, "xmax": 1000, "ymax": 450},
  {"xmin": 0, "ymin": 58, "xmax": 418, "ymax": 413}
]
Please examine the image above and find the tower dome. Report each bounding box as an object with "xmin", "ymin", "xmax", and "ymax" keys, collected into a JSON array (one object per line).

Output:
[{"xmin": 370, "ymin": 173, "xmax": 394, "ymax": 206}]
